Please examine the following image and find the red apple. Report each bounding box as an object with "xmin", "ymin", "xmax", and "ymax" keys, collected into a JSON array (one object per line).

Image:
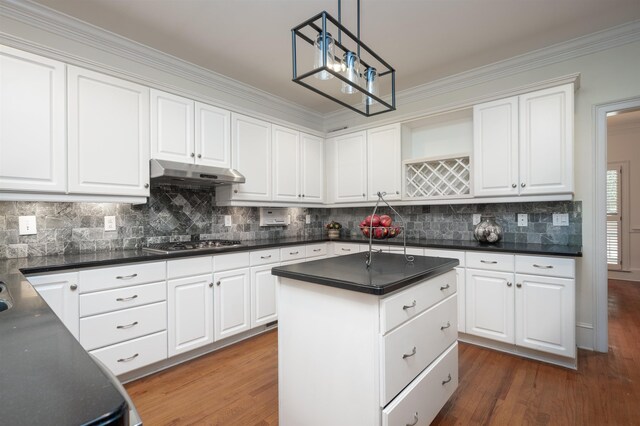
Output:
[
  {"xmin": 362, "ymin": 227, "xmax": 370, "ymax": 237},
  {"xmin": 374, "ymin": 227, "xmax": 388, "ymax": 239},
  {"xmin": 394, "ymin": 226, "xmax": 402, "ymax": 236},
  {"xmin": 364, "ymin": 214, "xmax": 381, "ymax": 227},
  {"xmin": 380, "ymin": 215, "xmax": 393, "ymax": 228},
  {"xmin": 388, "ymin": 227, "xmax": 397, "ymax": 238}
]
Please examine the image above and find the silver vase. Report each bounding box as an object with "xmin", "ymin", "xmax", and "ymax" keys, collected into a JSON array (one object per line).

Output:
[{"xmin": 474, "ymin": 215, "xmax": 503, "ymax": 243}]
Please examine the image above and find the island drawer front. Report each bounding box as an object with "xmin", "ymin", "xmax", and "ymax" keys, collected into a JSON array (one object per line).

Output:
[
  {"xmin": 423, "ymin": 249, "xmax": 465, "ymax": 267},
  {"xmin": 280, "ymin": 245, "xmax": 306, "ymax": 262},
  {"xmin": 382, "ymin": 342, "xmax": 458, "ymax": 426},
  {"xmin": 213, "ymin": 252, "xmax": 250, "ymax": 272},
  {"xmin": 250, "ymin": 248, "xmax": 281, "ymax": 266},
  {"xmin": 332, "ymin": 242, "xmax": 360, "ymax": 256},
  {"xmin": 80, "ymin": 281, "xmax": 167, "ymax": 317},
  {"xmin": 515, "ymin": 255, "xmax": 575, "ymax": 278},
  {"xmin": 381, "ymin": 295, "xmax": 458, "ymax": 406},
  {"xmin": 168, "ymin": 256, "xmax": 212, "ymax": 279},
  {"xmin": 389, "ymin": 246, "xmax": 424, "ymax": 256},
  {"xmin": 80, "ymin": 301, "xmax": 167, "ymax": 351},
  {"xmin": 90, "ymin": 331, "xmax": 168, "ymax": 376},
  {"xmin": 79, "ymin": 262, "xmax": 166, "ymax": 293},
  {"xmin": 305, "ymin": 243, "xmax": 328, "ymax": 258},
  {"xmin": 466, "ymin": 252, "xmax": 514, "ymax": 272},
  {"xmin": 380, "ymin": 270, "xmax": 456, "ymax": 334}
]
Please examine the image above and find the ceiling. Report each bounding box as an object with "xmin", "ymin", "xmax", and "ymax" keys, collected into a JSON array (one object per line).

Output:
[
  {"xmin": 32, "ymin": 0, "xmax": 640, "ymax": 114},
  {"xmin": 608, "ymin": 109, "xmax": 640, "ymax": 128}
]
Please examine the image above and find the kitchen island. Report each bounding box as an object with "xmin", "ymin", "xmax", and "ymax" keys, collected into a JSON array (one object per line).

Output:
[{"xmin": 272, "ymin": 251, "xmax": 460, "ymax": 426}]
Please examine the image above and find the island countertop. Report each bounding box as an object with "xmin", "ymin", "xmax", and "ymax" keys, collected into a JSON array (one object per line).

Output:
[{"xmin": 271, "ymin": 251, "xmax": 459, "ymax": 295}]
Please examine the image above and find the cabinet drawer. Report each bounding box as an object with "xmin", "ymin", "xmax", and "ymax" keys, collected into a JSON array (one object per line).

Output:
[
  {"xmin": 389, "ymin": 246, "xmax": 424, "ymax": 256},
  {"xmin": 213, "ymin": 252, "xmax": 250, "ymax": 272},
  {"xmin": 466, "ymin": 252, "xmax": 514, "ymax": 272},
  {"xmin": 79, "ymin": 262, "xmax": 166, "ymax": 293},
  {"xmin": 167, "ymin": 256, "xmax": 212, "ymax": 279},
  {"xmin": 380, "ymin": 270, "xmax": 456, "ymax": 334},
  {"xmin": 332, "ymin": 242, "xmax": 360, "ymax": 255},
  {"xmin": 250, "ymin": 248, "xmax": 281, "ymax": 266},
  {"xmin": 423, "ymin": 248, "xmax": 465, "ymax": 267},
  {"xmin": 80, "ymin": 281, "xmax": 166, "ymax": 317},
  {"xmin": 280, "ymin": 245, "xmax": 306, "ymax": 262},
  {"xmin": 90, "ymin": 331, "xmax": 168, "ymax": 376},
  {"xmin": 80, "ymin": 301, "xmax": 167, "ymax": 351},
  {"xmin": 515, "ymin": 255, "xmax": 575, "ymax": 278},
  {"xmin": 305, "ymin": 243, "xmax": 328, "ymax": 258},
  {"xmin": 381, "ymin": 295, "xmax": 457, "ymax": 406},
  {"xmin": 382, "ymin": 342, "xmax": 458, "ymax": 426}
]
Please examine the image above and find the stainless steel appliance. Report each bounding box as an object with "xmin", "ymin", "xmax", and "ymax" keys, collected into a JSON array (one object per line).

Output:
[
  {"xmin": 149, "ymin": 159, "xmax": 245, "ymax": 188},
  {"xmin": 143, "ymin": 239, "xmax": 243, "ymax": 254}
]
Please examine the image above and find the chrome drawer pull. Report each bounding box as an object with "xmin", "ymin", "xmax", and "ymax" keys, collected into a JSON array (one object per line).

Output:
[
  {"xmin": 260, "ymin": 255, "xmax": 272, "ymax": 259},
  {"xmin": 341, "ymin": 248, "xmax": 351, "ymax": 251},
  {"xmin": 480, "ymin": 260, "xmax": 497, "ymax": 264},
  {"xmin": 441, "ymin": 321, "xmax": 451, "ymax": 331},
  {"xmin": 402, "ymin": 347, "xmax": 417, "ymax": 359},
  {"xmin": 290, "ymin": 251, "xmax": 299, "ymax": 255},
  {"xmin": 116, "ymin": 295, "xmax": 138, "ymax": 302},
  {"xmin": 402, "ymin": 300, "xmax": 417, "ymax": 310},
  {"xmin": 406, "ymin": 412, "xmax": 419, "ymax": 426},
  {"xmin": 440, "ymin": 283, "xmax": 450, "ymax": 291},
  {"xmin": 116, "ymin": 321, "xmax": 138, "ymax": 329},
  {"xmin": 533, "ymin": 264, "xmax": 554, "ymax": 269},
  {"xmin": 442, "ymin": 373, "xmax": 452, "ymax": 385},
  {"xmin": 313, "ymin": 249, "xmax": 322, "ymax": 252},
  {"xmin": 116, "ymin": 273, "xmax": 138, "ymax": 280},
  {"xmin": 117, "ymin": 353, "xmax": 139, "ymax": 363}
]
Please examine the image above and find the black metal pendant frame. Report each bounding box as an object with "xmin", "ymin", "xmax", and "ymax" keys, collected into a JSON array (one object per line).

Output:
[{"xmin": 291, "ymin": 10, "xmax": 396, "ymax": 117}]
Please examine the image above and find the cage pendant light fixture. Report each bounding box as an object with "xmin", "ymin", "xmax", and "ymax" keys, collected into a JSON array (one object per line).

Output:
[{"xmin": 291, "ymin": 0, "xmax": 396, "ymax": 117}]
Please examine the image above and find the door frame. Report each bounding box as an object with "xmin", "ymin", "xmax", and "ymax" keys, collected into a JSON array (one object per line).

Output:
[{"xmin": 594, "ymin": 97, "xmax": 640, "ymax": 352}]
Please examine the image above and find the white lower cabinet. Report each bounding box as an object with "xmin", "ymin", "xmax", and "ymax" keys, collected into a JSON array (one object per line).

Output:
[
  {"xmin": 251, "ymin": 264, "xmax": 279, "ymax": 327},
  {"xmin": 90, "ymin": 331, "xmax": 168, "ymax": 376},
  {"xmin": 27, "ymin": 273, "xmax": 80, "ymax": 339},
  {"xmin": 214, "ymin": 268, "xmax": 251, "ymax": 341}
]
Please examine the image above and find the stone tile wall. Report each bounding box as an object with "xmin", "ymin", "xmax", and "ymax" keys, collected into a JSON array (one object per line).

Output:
[{"xmin": 0, "ymin": 185, "xmax": 581, "ymax": 259}]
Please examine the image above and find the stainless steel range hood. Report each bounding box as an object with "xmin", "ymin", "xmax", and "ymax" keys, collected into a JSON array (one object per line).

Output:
[{"xmin": 150, "ymin": 159, "xmax": 245, "ymax": 188}]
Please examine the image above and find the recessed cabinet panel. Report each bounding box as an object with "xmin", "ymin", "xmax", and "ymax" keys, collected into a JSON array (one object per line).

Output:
[
  {"xmin": 195, "ymin": 102, "xmax": 231, "ymax": 168},
  {"xmin": 251, "ymin": 264, "xmax": 278, "ymax": 327},
  {"xmin": 334, "ymin": 131, "xmax": 368, "ymax": 203},
  {"xmin": 231, "ymin": 114, "xmax": 272, "ymax": 201},
  {"xmin": 272, "ymin": 125, "xmax": 301, "ymax": 202},
  {"xmin": 367, "ymin": 124, "xmax": 401, "ymax": 200},
  {"xmin": 28, "ymin": 273, "xmax": 80, "ymax": 339},
  {"xmin": 150, "ymin": 89, "xmax": 194, "ymax": 163},
  {"xmin": 214, "ymin": 268, "xmax": 251, "ymax": 341},
  {"xmin": 0, "ymin": 46, "xmax": 66, "ymax": 193},
  {"xmin": 301, "ymin": 133, "xmax": 324, "ymax": 202},
  {"xmin": 168, "ymin": 274, "xmax": 214, "ymax": 356}
]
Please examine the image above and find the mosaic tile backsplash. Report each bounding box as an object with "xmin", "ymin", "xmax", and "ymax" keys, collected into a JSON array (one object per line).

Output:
[{"xmin": 0, "ymin": 186, "xmax": 581, "ymax": 259}]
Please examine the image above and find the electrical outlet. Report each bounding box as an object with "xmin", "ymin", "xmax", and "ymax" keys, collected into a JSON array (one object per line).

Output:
[
  {"xmin": 517, "ymin": 214, "xmax": 528, "ymax": 227},
  {"xmin": 18, "ymin": 216, "xmax": 37, "ymax": 235},
  {"xmin": 224, "ymin": 215, "xmax": 232, "ymax": 227},
  {"xmin": 473, "ymin": 214, "xmax": 481, "ymax": 225},
  {"xmin": 305, "ymin": 214, "xmax": 311, "ymax": 224},
  {"xmin": 104, "ymin": 216, "xmax": 116, "ymax": 231},
  {"xmin": 286, "ymin": 215, "xmax": 291, "ymax": 225},
  {"xmin": 552, "ymin": 213, "xmax": 569, "ymax": 226}
]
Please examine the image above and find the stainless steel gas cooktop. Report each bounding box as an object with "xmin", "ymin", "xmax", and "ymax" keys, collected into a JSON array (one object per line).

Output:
[{"xmin": 143, "ymin": 240, "xmax": 243, "ymax": 254}]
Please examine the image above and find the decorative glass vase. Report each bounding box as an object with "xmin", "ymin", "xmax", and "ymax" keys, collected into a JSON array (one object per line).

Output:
[
  {"xmin": 473, "ymin": 215, "xmax": 503, "ymax": 243},
  {"xmin": 327, "ymin": 229, "xmax": 340, "ymax": 239}
]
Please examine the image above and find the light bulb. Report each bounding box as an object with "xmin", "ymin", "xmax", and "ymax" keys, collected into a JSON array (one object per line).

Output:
[{"xmin": 313, "ymin": 32, "xmax": 334, "ymax": 80}]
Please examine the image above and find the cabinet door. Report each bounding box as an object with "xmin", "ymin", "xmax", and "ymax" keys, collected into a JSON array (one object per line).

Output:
[
  {"xmin": 300, "ymin": 133, "xmax": 324, "ymax": 203},
  {"xmin": 67, "ymin": 66, "xmax": 150, "ymax": 196},
  {"xmin": 519, "ymin": 84, "xmax": 573, "ymax": 195},
  {"xmin": 195, "ymin": 102, "xmax": 231, "ymax": 168},
  {"xmin": 0, "ymin": 46, "xmax": 66, "ymax": 193},
  {"xmin": 230, "ymin": 114, "xmax": 271, "ymax": 200},
  {"xmin": 251, "ymin": 264, "xmax": 278, "ymax": 327},
  {"xmin": 28, "ymin": 273, "xmax": 80, "ymax": 339},
  {"xmin": 456, "ymin": 267, "xmax": 466, "ymax": 333},
  {"xmin": 515, "ymin": 273, "xmax": 575, "ymax": 358},
  {"xmin": 367, "ymin": 124, "xmax": 401, "ymax": 200},
  {"xmin": 272, "ymin": 125, "xmax": 300, "ymax": 202},
  {"xmin": 473, "ymin": 97, "xmax": 519, "ymax": 197},
  {"xmin": 465, "ymin": 268, "xmax": 514, "ymax": 344},
  {"xmin": 150, "ymin": 89, "xmax": 194, "ymax": 163},
  {"xmin": 167, "ymin": 274, "xmax": 214, "ymax": 357},
  {"xmin": 334, "ymin": 131, "xmax": 367, "ymax": 203},
  {"xmin": 214, "ymin": 268, "xmax": 251, "ymax": 341}
]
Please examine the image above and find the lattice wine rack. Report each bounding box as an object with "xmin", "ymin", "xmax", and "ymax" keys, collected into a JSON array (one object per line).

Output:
[{"xmin": 404, "ymin": 155, "xmax": 471, "ymax": 199}]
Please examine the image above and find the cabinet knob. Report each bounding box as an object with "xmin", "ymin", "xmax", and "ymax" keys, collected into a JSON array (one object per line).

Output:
[
  {"xmin": 298, "ymin": 194, "xmax": 301, "ymax": 197},
  {"xmin": 302, "ymin": 194, "xmax": 305, "ymax": 197},
  {"xmin": 197, "ymin": 154, "xmax": 202, "ymax": 158},
  {"xmin": 396, "ymin": 191, "xmax": 400, "ymax": 195},
  {"xmin": 234, "ymin": 189, "xmax": 238, "ymax": 193},
  {"xmin": 362, "ymin": 193, "xmax": 366, "ymax": 197},
  {"xmin": 216, "ymin": 281, "xmax": 221, "ymax": 286},
  {"xmin": 507, "ymin": 282, "xmax": 512, "ymax": 287},
  {"xmin": 191, "ymin": 152, "xmax": 195, "ymax": 157},
  {"xmin": 516, "ymin": 283, "xmax": 522, "ymax": 288},
  {"xmin": 512, "ymin": 183, "xmax": 517, "ymax": 188},
  {"xmin": 144, "ymin": 183, "xmax": 149, "ymax": 189},
  {"xmin": 209, "ymin": 282, "xmax": 214, "ymax": 288},
  {"xmin": 521, "ymin": 183, "xmax": 526, "ymax": 188},
  {"xmin": 70, "ymin": 284, "xmax": 78, "ymax": 291}
]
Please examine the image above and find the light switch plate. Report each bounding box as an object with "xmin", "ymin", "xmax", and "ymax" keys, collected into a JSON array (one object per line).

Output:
[
  {"xmin": 472, "ymin": 214, "xmax": 481, "ymax": 225},
  {"xmin": 104, "ymin": 216, "xmax": 116, "ymax": 231},
  {"xmin": 517, "ymin": 214, "xmax": 528, "ymax": 227},
  {"xmin": 224, "ymin": 215, "xmax": 232, "ymax": 227},
  {"xmin": 18, "ymin": 216, "xmax": 37, "ymax": 235},
  {"xmin": 286, "ymin": 215, "xmax": 291, "ymax": 225},
  {"xmin": 306, "ymin": 214, "xmax": 311, "ymax": 224},
  {"xmin": 553, "ymin": 213, "xmax": 569, "ymax": 226}
]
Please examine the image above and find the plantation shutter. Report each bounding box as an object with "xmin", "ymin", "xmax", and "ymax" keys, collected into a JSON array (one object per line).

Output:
[{"xmin": 606, "ymin": 166, "xmax": 621, "ymax": 269}]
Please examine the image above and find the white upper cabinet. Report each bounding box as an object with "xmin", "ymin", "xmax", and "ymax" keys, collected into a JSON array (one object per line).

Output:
[
  {"xmin": 473, "ymin": 84, "xmax": 574, "ymax": 197},
  {"xmin": 272, "ymin": 125, "xmax": 301, "ymax": 202},
  {"xmin": 195, "ymin": 102, "xmax": 231, "ymax": 168},
  {"xmin": 0, "ymin": 46, "xmax": 66, "ymax": 193},
  {"xmin": 332, "ymin": 131, "xmax": 368, "ymax": 203},
  {"xmin": 300, "ymin": 132, "xmax": 324, "ymax": 203},
  {"xmin": 230, "ymin": 113, "xmax": 272, "ymax": 201},
  {"xmin": 367, "ymin": 123, "xmax": 401, "ymax": 200},
  {"xmin": 67, "ymin": 66, "xmax": 150, "ymax": 196},
  {"xmin": 150, "ymin": 89, "xmax": 194, "ymax": 163}
]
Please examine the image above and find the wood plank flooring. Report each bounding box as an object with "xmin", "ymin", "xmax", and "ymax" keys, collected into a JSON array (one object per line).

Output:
[{"xmin": 125, "ymin": 279, "xmax": 640, "ymax": 425}]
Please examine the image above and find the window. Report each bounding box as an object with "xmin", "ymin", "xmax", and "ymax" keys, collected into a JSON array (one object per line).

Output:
[{"xmin": 606, "ymin": 165, "xmax": 621, "ymax": 269}]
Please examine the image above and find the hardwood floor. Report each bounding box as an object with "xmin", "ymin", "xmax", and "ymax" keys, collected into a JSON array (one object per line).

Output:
[{"xmin": 125, "ymin": 279, "xmax": 640, "ymax": 425}]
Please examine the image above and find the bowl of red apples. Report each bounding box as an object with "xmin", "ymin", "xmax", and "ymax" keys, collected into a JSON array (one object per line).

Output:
[{"xmin": 359, "ymin": 214, "xmax": 402, "ymax": 240}]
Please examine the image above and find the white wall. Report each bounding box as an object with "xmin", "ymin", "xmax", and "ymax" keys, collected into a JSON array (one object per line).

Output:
[{"xmin": 608, "ymin": 117, "xmax": 640, "ymax": 281}]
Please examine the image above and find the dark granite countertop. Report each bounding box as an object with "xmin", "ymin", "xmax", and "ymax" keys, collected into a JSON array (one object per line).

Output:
[{"xmin": 272, "ymin": 252, "xmax": 460, "ymax": 295}]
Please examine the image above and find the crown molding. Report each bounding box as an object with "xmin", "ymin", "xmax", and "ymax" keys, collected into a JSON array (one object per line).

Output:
[
  {"xmin": 0, "ymin": 0, "xmax": 325, "ymax": 130},
  {"xmin": 323, "ymin": 19, "xmax": 640, "ymax": 123}
]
